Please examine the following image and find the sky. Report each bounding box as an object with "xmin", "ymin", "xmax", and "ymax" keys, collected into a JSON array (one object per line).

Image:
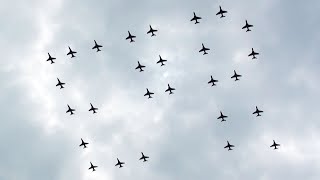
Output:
[{"xmin": 1, "ymin": 0, "xmax": 320, "ymax": 179}]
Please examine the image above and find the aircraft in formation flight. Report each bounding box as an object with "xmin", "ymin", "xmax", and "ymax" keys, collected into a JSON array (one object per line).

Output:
[
  {"xmin": 88, "ymin": 103, "xmax": 98, "ymax": 114},
  {"xmin": 165, "ymin": 84, "xmax": 175, "ymax": 94},
  {"xmin": 139, "ymin": 152, "xmax": 149, "ymax": 162},
  {"xmin": 144, "ymin": 88, "xmax": 154, "ymax": 99},
  {"xmin": 216, "ymin": 6, "xmax": 227, "ymax": 18},
  {"xmin": 242, "ymin": 20, "xmax": 253, "ymax": 32},
  {"xmin": 89, "ymin": 162, "xmax": 97, "ymax": 171},
  {"xmin": 217, "ymin": 111, "xmax": 228, "ymax": 122},
  {"xmin": 199, "ymin": 43, "xmax": 210, "ymax": 55},
  {"xmin": 56, "ymin": 78, "xmax": 65, "ymax": 89},
  {"xmin": 231, "ymin": 70, "xmax": 242, "ymax": 81},
  {"xmin": 126, "ymin": 31, "xmax": 136, "ymax": 42},
  {"xmin": 115, "ymin": 158, "xmax": 125, "ymax": 168},
  {"xmin": 47, "ymin": 53, "xmax": 56, "ymax": 64},
  {"xmin": 80, "ymin": 138, "xmax": 89, "ymax": 149},
  {"xmin": 66, "ymin": 104, "xmax": 75, "ymax": 115},
  {"xmin": 190, "ymin": 12, "xmax": 202, "ymax": 24},
  {"xmin": 208, "ymin": 76, "xmax": 218, "ymax": 86},
  {"xmin": 253, "ymin": 106, "xmax": 263, "ymax": 117},
  {"xmin": 270, "ymin": 140, "xmax": 280, "ymax": 149},
  {"xmin": 248, "ymin": 48, "xmax": 259, "ymax": 59},
  {"xmin": 92, "ymin": 40, "xmax": 103, "ymax": 52},
  {"xmin": 157, "ymin": 55, "xmax": 167, "ymax": 66},
  {"xmin": 147, "ymin": 25, "xmax": 158, "ymax": 37},
  {"xmin": 224, "ymin": 141, "xmax": 235, "ymax": 151},
  {"xmin": 67, "ymin": 46, "xmax": 77, "ymax": 58},
  {"xmin": 135, "ymin": 61, "xmax": 146, "ymax": 72}
]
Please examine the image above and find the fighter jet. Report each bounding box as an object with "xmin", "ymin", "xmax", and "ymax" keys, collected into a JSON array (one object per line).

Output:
[
  {"xmin": 92, "ymin": 40, "xmax": 103, "ymax": 52},
  {"xmin": 190, "ymin": 12, "xmax": 202, "ymax": 24},
  {"xmin": 224, "ymin": 141, "xmax": 234, "ymax": 151},
  {"xmin": 208, "ymin": 76, "xmax": 218, "ymax": 86},
  {"xmin": 217, "ymin": 111, "xmax": 228, "ymax": 122},
  {"xmin": 270, "ymin": 140, "xmax": 280, "ymax": 149},
  {"xmin": 144, "ymin": 88, "xmax": 154, "ymax": 99},
  {"xmin": 46, "ymin": 53, "xmax": 56, "ymax": 64},
  {"xmin": 165, "ymin": 84, "xmax": 175, "ymax": 94},
  {"xmin": 79, "ymin": 138, "xmax": 89, "ymax": 149},
  {"xmin": 56, "ymin": 78, "xmax": 65, "ymax": 89},
  {"xmin": 157, "ymin": 55, "xmax": 167, "ymax": 66},
  {"xmin": 253, "ymin": 106, "xmax": 263, "ymax": 117},
  {"xmin": 115, "ymin": 158, "xmax": 125, "ymax": 168},
  {"xmin": 242, "ymin": 20, "xmax": 253, "ymax": 32},
  {"xmin": 139, "ymin": 152, "xmax": 149, "ymax": 162},
  {"xmin": 231, "ymin": 70, "xmax": 242, "ymax": 81},
  {"xmin": 248, "ymin": 48, "xmax": 259, "ymax": 59},
  {"xmin": 88, "ymin": 103, "xmax": 98, "ymax": 114},
  {"xmin": 199, "ymin": 43, "xmax": 210, "ymax": 55},
  {"xmin": 126, "ymin": 31, "xmax": 136, "ymax": 42},
  {"xmin": 66, "ymin": 104, "xmax": 75, "ymax": 115},
  {"xmin": 135, "ymin": 61, "xmax": 146, "ymax": 72},
  {"xmin": 88, "ymin": 162, "xmax": 97, "ymax": 171},
  {"xmin": 147, "ymin": 25, "xmax": 158, "ymax": 37},
  {"xmin": 67, "ymin": 46, "xmax": 77, "ymax": 58},
  {"xmin": 216, "ymin": 6, "xmax": 227, "ymax": 18}
]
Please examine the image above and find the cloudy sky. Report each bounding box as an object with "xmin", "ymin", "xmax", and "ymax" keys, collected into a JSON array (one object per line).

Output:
[{"xmin": 1, "ymin": 0, "xmax": 320, "ymax": 179}]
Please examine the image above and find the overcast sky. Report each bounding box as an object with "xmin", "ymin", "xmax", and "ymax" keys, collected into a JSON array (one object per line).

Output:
[{"xmin": 1, "ymin": 0, "xmax": 320, "ymax": 179}]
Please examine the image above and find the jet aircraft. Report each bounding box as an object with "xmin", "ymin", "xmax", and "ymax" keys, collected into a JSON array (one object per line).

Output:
[
  {"xmin": 270, "ymin": 140, "xmax": 280, "ymax": 149},
  {"xmin": 216, "ymin": 6, "xmax": 227, "ymax": 18},
  {"xmin": 144, "ymin": 88, "xmax": 154, "ymax": 99},
  {"xmin": 157, "ymin": 55, "xmax": 167, "ymax": 66},
  {"xmin": 208, "ymin": 76, "xmax": 218, "ymax": 86},
  {"xmin": 224, "ymin": 141, "xmax": 235, "ymax": 151},
  {"xmin": 79, "ymin": 138, "xmax": 89, "ymax": 149},
  {"xmin": 88, "ymin": 103, "xmax": 98, "ymax": 114},
  {"xmin": 126, "ymin": 31, "xmax": 136, "ymax": 42},
  {"xmin": 139, "ymin": 152, "xmax": 149, "ymax": 162},
  {"xmin": 56, "ymin": 78, "xmax": 65, "ymax": 89},
  {"xmin": 199, "ymin": 43, "xmax": 210, "ymax": 55},
  {"xmin": 147, "ymin": 25, "xmax": 158, "ymax": 37},
  {"xmin": 115, "ymin": 158, "xmax": 125, "ymax": 168},
  {"xmin": 135, "ymin": 61, "xmax": 146, "ymax": 72},
  {"xmin": 165, "ymin": 84, "xmax": 175, "ymax": 94},
  {"xmin": 190, "ymin": 12, "xmax": 202, "ymax": 24},
  {"xmin": 248, "ymin": 48, "xmax": 259, "ymax": 59},
  {"xmin": 231, "ymin": 70, "xmax": 242, "ymax": 81},
  {"xmin": 92, "ymin": 40, "xmax": 103, "ymax": 52},
  {"xmin": 88, "ymin": 162, "xmax": 97, "ymax": 171},
  {"xmin": 242, "ymin": 20, "xmax": 253, "ymax": 32},
  {"xmin": 47, "ymin": 53, "xmax": 56, "ymax": 64},
  {"xmin": 67, "ymin": 46, "xmax": 77, "ymax": 58},
  {"xmin": 253, "ymin": 106, "xmax": 263, "ymax": 117},
  {"xmin": 217, "ymin": 111, "xmax": 228, "ymax": 122},
  {"xmin": 66, "ymin": 104, "xmax": 75, "ymax": 115}
]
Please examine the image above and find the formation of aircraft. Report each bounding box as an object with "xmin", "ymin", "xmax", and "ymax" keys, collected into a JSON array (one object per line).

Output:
[
  {"xmin": 208, "ymin": 76, "xmax": 218, "ymax": 86},
  {"xmin": 253, "ymin": 106, "xmax": 263, "ymax": 117},
  {"xmin": 190, "ymin": 12, "xmax": 202, "ymax": 24},
  {"xmin": 144, "ymin": 88, "xmax": 154, "ymax": 99},
  {"xmin": 92, "ymin": 40, "xmax": 103, "ymax": 52},
  {"xmin": 270, "ymin": 140, "xmax": 280, "ymax": 149},
  {"xmin": 165, "ymin": 84, "xmax": 175, "ymax": 94},
  {"xmin": 216, "ymin": 6, "xmax": 227, "ymax": 18},
  {"xmin": 56, "ymin": 78, "xmax": 65, "ymax": 89},
  {"xmin": 224, "ymin": 141, "xmax": 235, "ymax": 151},
  {"xmin": 88, "ymin": 103, "xmax": 98, "ymax": 114},
  {"xmin": 47, "ymin": 53, "xmax": 56, "ymax": 64},
  {"xmin": 199, "ymin": 43, "xmax": 210, "ymax": 55},
  {"xmin": 126, "ymin": 31, "xmax": 136, "ymax": 42},
  {"xmin": 115, "ymin": 158, "xmax": 125, "ymax": 168},
  {"xmin": 217, "ymin": 111, "xmax": 228, "ymax": 122},
  {"xmin": 80, "ymin": 138, "xmax": 89, "ymax": 149},
  {"xmin": 135, "ymin": 61, "xmax": 146, "ymax": 72},
  {"xmin": 157, "ymin": 55, "xmax": 167, "ymax": 66},
  {"xmin": 248, "ymin": 48, "xmax": 259, "ymax": 59},
  {"xmin": 67, "ymin": 46, "xmax": 77, "ymax": 58},
  {"xmin": 242, "ymin": 20, "xmax": 253, "ymax": 32},
  {"xmin": 66, "ymin": 104, "xmax": 75, "ymax": 115},
  {"xmin": 231, "ymin": 70, "xmax": 242, "ymax": 81},
  {"xmin": 147, "ymin": 25, "xmax": 158, "ymax": 37}
]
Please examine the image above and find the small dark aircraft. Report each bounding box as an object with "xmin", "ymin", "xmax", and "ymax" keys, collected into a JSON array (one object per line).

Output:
[
  {"xmin": 126, "ymin": 31, "xmax": 136, "ymax": 42},
  {"xmin": 88, "ymin": 162, "xmax": 97, "ymax": 171},
  {"xmin": 56, "ymin": 78, "xmax": 65, "ymax": 89},
  {"xmin": 208, "ymin": 76, "xmax": 218, "ymax": 86},
  {"xmin": 165, "ymin": 84, "xmax": 175, "ymax": 94},
  {"xmin": 217, "ymin": 111, "xmax": 228, "ymax": 122},
  {"xmin": 67, "ymin": 46, "xmax": 77, "ymax": 58},
  {"xmin": 231, "ymin": 70, "xmax": 242, "ymax": 81},
  {"xmin": 47, "ymin": 53, "xmax": 56, "ymax": 64},
  {"xmin": 66, "ymin": 104, "xmax": 75, "ymax": 115},
  {"xmin": 88, "ymin": 103, "xmax": 98, "ymax": 114},
  {"xmin": 242, "ymin": 20, "xmax": 253, "ymax": 32},
  {"xmin": 253, "ymin": 106, "xmax": 263, "ymax": 117},
  {"xmin": 270, "ymin": 140, "xmax": 280, "ymax": 150},
  {"xmin": 248, "ymin": 48, "xmax": 259, "ymax": 59},
  {"xmin": 135, "ymin": 61, "xmax": 146, "ymax": 72},
  {"xmin": 216, "ymin": 6, "xmax": 227, "ymax": 18},
  {"xmin": 144, "ymin": 88, "xmax": 154, "ymax": 99},
  {"xmin": 199, "ymin": 43, "xmax": 210, "ymax": 55},
  {"xmin": 224, "ymin": 141, "xmax": 235, "ymax": 151},
  {"xmin": 147, "ymin": 25, "xmax": 158, "ymax": 37},
  {"xmin": 157, "ymin": 55, "xmax": 167, "ymax": 66},
  {"xmin": 92, "ymin": 40, "xmax": 103, "ymax": 52},
  {"xmin": 139, "ymin": 152, "xmax": 149, "ymax": 162},
  {"xmin": 115, "ymin": 158, "xmax": 125, "ymax": 168},
  {"xmin": 79, "ymin": 138, "xmax": 89, "ymax": 149},
  {"xmin": 190, "ymin": 12, "xmax": 202, "ymax": 24}
]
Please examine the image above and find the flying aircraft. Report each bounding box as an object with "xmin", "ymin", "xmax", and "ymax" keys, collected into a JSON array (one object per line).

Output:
[
  {"xmin": 231, "ymin": 70, "xmax": 242, "ymax": 81},
  {"xmin": 66, "ymin": 104, "xmax": 75, "ymax": 115},
  {"xmin": 79, "ymin": 138, "xmax": 89, "ymax": 149},
  {"xmin": 56, "ymin": 78, "xmax": 65, "ymax": 89},
  {"xmin": 208, "ymin": 76, "xmax": 218, "ymax": 86},
  {"xmin": 242, "ymin": 20, "xmax": 253, "ymax": 32},
  {"xmin": 88, "ymin": 162, "xmax": 97, "ymax": 171},
  {"xmin": 190, "ymin": 12, "xmax": 202, "ymax": 24},
  {"xmin": 217, "ymin": 111, "xmax": 228, "ymax": 122},
  {"xmin": 216, "ymin": 6, "xmax": 227, "ymax": 18},
  {"xmin": 88, "ymin": 103, "xmax": 98, "ymax": 114},
  {"xmin": 199, "ymin": 43, "xmax": 210, "ymax": 55},
  {"xmin": 135, "ymin": 61, "xmax": 146, "ymax": 72},
  {"xmin": 147, "ymin": 25, "xmax": 158, "ymax": 37},
  {"xmin": 144, "ymin": 88, "xmax": 154, "ymax": 99},
  {"xmin": 47, "ymin": 53, "xmax": 56, "ymax": 64},
  {"xmin": 248, "ymin": 48, "xmax": 259, "ymax": 59},
  {"xmin": 115, "ymin": 158, "xmax": 125, "ymax": 168},
  {"xmin": 126, "ymin": 31, "xmax": 136, "ymax": 42},
  {"xmin": 165, "ymin": 84, "xmax": 175, "ymax": 94},
  {"xmin": 224, "ymin": 141, "xmax": 235, "ymax": 151},
  {"xmin": 253, "ymin": 106, "xmax": 263, "ymax": 117},
  {"xmin": 67, "ymin": 46, "xmax": 77, "ymax": 58},
  {"xmin": 139, "ymin": 152, "xmax": 149, "ymax": 162},
  {"xmin": 157, "ymin": 55, "xmax": 167, "ymax": 66},
  {"xmin": 270, "ymin": 140, "xmax": 280, "ymax": 149},
  {"xmin": 92, "ymin": 40, "xmax": 103, "ymax": 52}
]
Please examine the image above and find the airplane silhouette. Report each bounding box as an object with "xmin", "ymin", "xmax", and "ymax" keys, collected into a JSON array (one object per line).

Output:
[
  {"xmin": 216, "ymin": 6, "xmax": 227, "ymax": 18},
  {"xmin": 190, "ymin": 12, "xmax": 202, "ymax": 24},
  {"xmin": 92, "ymin": 40, "xmax": 103, "ymax": 52},
  {"xmin": 126, "ymin": 31, "xmax": 136, "ymax": 42},
  {"xmin": 231, "ymin": 70, "xmax": 242, "ymax": 81},
  {"xmin": 242, "ymin": 20, "xmax": 253, "ymax": 32},
  {"xmin": 208, "ymin": 76, "xmax": 218, "ymax": 86},
  {"xmin": 199, "ymin": 43, "xmax": 210, "ymax": 55},
  {"xmin": 115, "ymin": 158, "xmax": 125, "ymax": 168},
  {"xmin": 88, "ymin": 162, "xmax": 97, "ymax": 171},
  {"xmin": 56, "ymin": 78, "xmax": 65, "ymax": 89},
  {"xmin": 270, "ymin": 140, "xmax": 280, "ymax": 149},
  {"xmin": 67, "ymin": 46, "xmax": 77, "ymax": 58},
  {"xmin": 253, "ymin": 106, "xmax": 263, "ymax": 117},
  {"xmin": 144, "ymin": 88, "xmax": 154, "ymax": 99},
  {"xmin": 147, "ymin": 25, "xmax": 158, "ymax": 37},
  {"xmin": 157, "ymin": 55, "xmax": 167, "ymax": 66},
  {"xmin": 66, "ymin": 104, "xmax": 75, "ymax": 115},
  {"xmin": 248, "ymin": 48, "xmax": 259, "ymax": 59},
  {"xmin": 135, "ymin": 61, "xmax": 146, "ymax": 72},
  {"xmin": 88, "ymin": 103, "xmax": 98, "ymax": 114},
  {"xmin": 47, "ymin": 53, "xmax": 56, "ymax": 64},
  {"xmin": 224, "ymin": 141, "xmax": 234, "ymax": 151},
  {"xmin": 165, "ymin": 84, "xmax": 175, "ymax": 94},
  {"xmin": 217, "ymin": 111, "xmax": 228, "ymax": 122},
  {"xmin": 139, "ymin": 152, "xmax": 149, "ymax": 162},
  {"xmin": 79, "ymin": 138, "xmax": 89, "ymax": 149}
]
